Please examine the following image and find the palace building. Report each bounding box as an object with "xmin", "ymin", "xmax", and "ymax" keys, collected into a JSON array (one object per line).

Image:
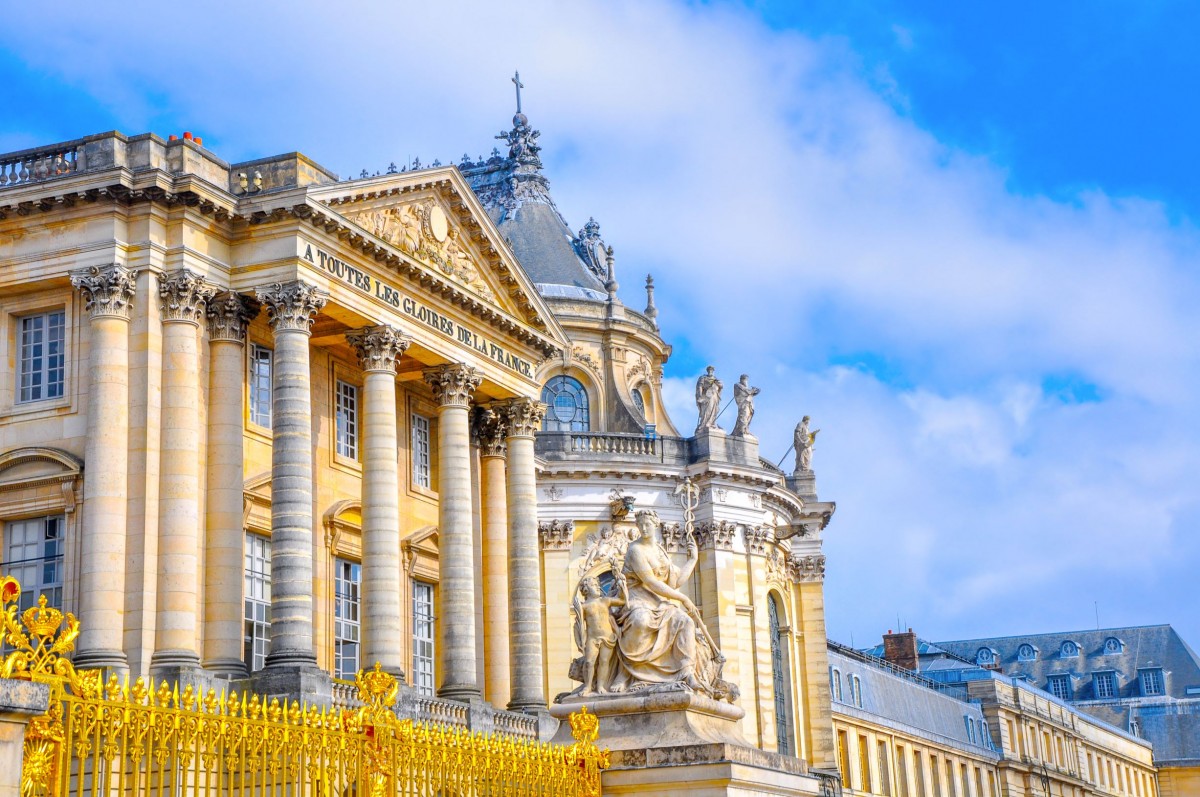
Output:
[{"xmin": 0, "ymin": 102, "xmax": 1185, "ymax": 796}]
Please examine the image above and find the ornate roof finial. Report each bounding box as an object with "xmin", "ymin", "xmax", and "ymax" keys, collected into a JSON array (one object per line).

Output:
[
  {"xmin": 512, "ymin": 70, "xmax": 525, "ymax": 115},
  {"xmin": 644, "ymin": 274, "xmax": 658, "ymax": 329}
]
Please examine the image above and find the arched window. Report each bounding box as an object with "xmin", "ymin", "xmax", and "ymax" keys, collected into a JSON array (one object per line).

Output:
[
  {"xmin": 1103, "ymin": 637, "xmax": 1123, "ymax": 655},
  {"xmin": 830, "ymin": 667, "xmax": 843, "ymax": 702},
  {"xmin": 541, "ymin": 376, "xmax": 590, "ymax": 432},
  {"xmin": 976, "ymin": 647, "xmax": 996, "ymax": 667},
  {"xmin": 849, "ymin": 675, "xmax": 864, "ymax": 707},
  {"xmin": 1017, "ymin": 643, "xmax": 1037, "ymax": 662},
  {"xmin": 631, "ymin": 386, "xmax": 646, "ymax": 420},
  {"xmin": 767, "ymin": 594, "xmax": 793, "ymax": 754},
  {"xmin": 1061, "ymin": 640, "xmax": 1079, "ymax": 659}
]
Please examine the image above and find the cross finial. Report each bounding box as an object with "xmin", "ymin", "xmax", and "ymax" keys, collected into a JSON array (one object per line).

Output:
[{"xmin": 512, "ymin": 70, "xmax": 524, "ymax": 114}]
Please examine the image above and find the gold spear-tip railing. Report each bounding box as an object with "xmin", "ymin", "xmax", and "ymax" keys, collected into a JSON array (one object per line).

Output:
[{"xmin": 2, "ymin": 573, "xmax": 610, "ymax": 797}]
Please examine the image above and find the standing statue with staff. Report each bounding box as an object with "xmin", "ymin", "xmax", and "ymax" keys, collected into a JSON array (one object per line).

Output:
[{"xmin": 694, "ymin": 366, "xmax": 723, "ymax": 433}]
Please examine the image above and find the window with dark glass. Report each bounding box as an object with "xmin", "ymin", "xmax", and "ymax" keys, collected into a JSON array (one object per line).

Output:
[
  {"xmin": 334, "ymin": 559, "xmax": 361, "ymax": 679},
  {"xmin": 243, "ymin": 533, "xmax": 271, "ymax": 672},
  {"xmin": 2, "ymin": 515, "xmax": 63, "ymax": 610},
  {"xmin": 767, "ymin": 594, "xmax": 791, "ymax": 755},
  {"xmin": 1093, "ymin": 671, "xmax": 1117, "ymax": 699},
  {"xmin": 250, "ymin": 345, "xmax": 273, "ymax": 427},
  {"xmin": 412, "ymin": 581, "xmax": 436, "ymax": 696},
  {"xmin": 540, "ymin": 375, "xmax": 590, "ymax": 432},
  {"xmin": 631, "ymin": 386, "xmax": 646, "ymax": 419},
  {"xmin": 335, "ymin": 380, "xmax": 359, "ymax": 459}
]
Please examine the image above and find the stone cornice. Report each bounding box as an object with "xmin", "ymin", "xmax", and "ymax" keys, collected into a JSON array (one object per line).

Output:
[
  {"xmin": 159, "ymin": 268, "xmax": 217, "ymax": 325},
  {"xmin": 472, "ymin": 406, "xmax": 508, "ymax": 458},
  {"xmin": 345, "ymin": 324, "xmax": 411, "ymax": 373},
  {"xmin": 423, "ymin": 363, "xmax": 481, "ymax": 408},
  {"xmin": 206, "ymin": 292, "xmax": 260, "ymax": 342},
  {"xmin": 495, "ymin": 397, "xmax": 546, "ymax": 439},
  {"xmin": 256, "ymin": 280, "xmax": 328, "ymax": 333},
  {"xmin": 70, "ymin": 264, "xmax": 136, "ymax": 320}
]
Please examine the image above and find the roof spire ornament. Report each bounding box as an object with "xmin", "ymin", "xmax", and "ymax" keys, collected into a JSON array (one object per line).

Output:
[
  {"xmin": 512, "ymin": 70, "xmax": 524, "ymax": 114},
  {"xmin": 496, "ymin": 72, "xmax": 543, "ymax": 171},
  {"xmin": 644, "ymin": 274, "xmax": 658, "ymax": 329}
]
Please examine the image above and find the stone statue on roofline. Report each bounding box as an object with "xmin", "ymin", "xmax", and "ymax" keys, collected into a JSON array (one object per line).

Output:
[
  {"xmin": 794, "ymin": 415, "xmax": 820, "ymax": 474},
  {"xmin": 694, "ymin": 365, "xmax": 723, "ymax": 433},
  {"xmin": 730, "ymin": 374, "xmax": 760, "ymax": 437}
]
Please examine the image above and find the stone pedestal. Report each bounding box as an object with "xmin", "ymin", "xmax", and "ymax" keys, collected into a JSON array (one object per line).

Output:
[
  {"xmin": 0, "ymin": 679, "xmax": 49, "ymax": 797},
  {"xmin": 551, "ymin": 692, "xmax": 822, "ymax": 796},
  {"xmin": 786, "ymin": 469, "xmax": 818, "ymax": 502},
  {"xmin": 691, "ymin": 428, "xmax": 727, "ymax": 461},
  {"xmin": 250, "ymin": 665, "xmax": 333, "ymax": 707},
  {"xmin": 724, "ymin": 432, "xmax": 760, "ymax": 466}
]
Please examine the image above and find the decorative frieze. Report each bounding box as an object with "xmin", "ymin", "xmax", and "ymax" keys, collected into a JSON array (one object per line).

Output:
[
  {"xmin": 787, "ymin": 553, "xmax": 826, "ymax": 582},
  {"xmin": 497, "ymin": 397, "xmax": 546, "ymax": 438},
  {"xmin": 256, "ymin": 281, "xmax": 328, "ymax": 332},
  {"xmin": 743, "ymin": 525, "xmax": 773, "ymax": 556},
  {"xmin": 423, "ymin": 363, "xmax": 481, "ymax": 408},
  {"xmin": 70, "ymin": 264, "xmax": 136, "ymax": 319},
  {"xmin": 472, "ymin": 406, "xmax": 508, "ymax": 458},
  {"xmin": 206, "ymin": 291, "xmax": 260, "ymax": 342},
  {"xmin": 539, "ymin": 519, "xmax": 574, "ymax": 551},
  {"xmin": 696, "ymin": 520, "xmax": 737, "ymax": 552},
  {"xmin": 346, "ymin": 324, "xmax": 411, "ymax": 373},
  {"xmin": 159, "ymin": 269, "xmax": 217, "ymax": 324}
]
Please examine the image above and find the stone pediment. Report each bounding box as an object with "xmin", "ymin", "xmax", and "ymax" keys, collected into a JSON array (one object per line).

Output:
[{"xmin": 311, "ymin": 171, "xmax": 564, "ymax": 343}]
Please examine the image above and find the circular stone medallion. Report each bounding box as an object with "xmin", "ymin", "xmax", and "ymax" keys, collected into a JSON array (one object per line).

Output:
[{"xmin": 428, "ymin": 206, "xmax": 450, "ymax": 243}]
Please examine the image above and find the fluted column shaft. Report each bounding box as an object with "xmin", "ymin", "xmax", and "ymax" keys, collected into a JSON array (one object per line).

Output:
[
  {"xmin": 475, "ymin": 409, "xmax": 511, "ymax": 706},
  {"xmin": 500, "ymin": 398, "xmax": 548, "ymax": 712},
  {"xmin": 203, "ymin": 292, "xmax": 259, "ymax": 677},
  {"xmin": 151, "ymin": 270, "xmax": 216, "ymax": 673},
  {"xmin": 347, "ymin": 325, "xmax": 411, "ymax": 677},
  {"xmin": 424, "ymin": 364, "xmax": 482, "ymax": 701},
  {"xmin": 70, "ymin": 264, "xmax": 136, "ymax": 673},
  {"xmin": 257, "ymin": 281, "xmax": 328, "ymax": 669}
]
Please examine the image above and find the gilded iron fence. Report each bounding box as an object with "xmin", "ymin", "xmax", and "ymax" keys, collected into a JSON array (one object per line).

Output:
[{"xmin": 3, "ymin": 575, "xmax": 608, "ymax": 797}]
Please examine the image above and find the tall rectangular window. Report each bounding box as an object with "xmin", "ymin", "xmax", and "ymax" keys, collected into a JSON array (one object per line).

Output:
[
  {"xmin": 1140, "ymin": 668, "xmax": 1164, "ymax": 696},
  {"xmin": 960, "ymin": 763, "xmax": 970, "ymax": 797},
  {"xmin": 878, "ymin": 740, "xmax": 892, "ymax": 796},
  {"xmin": 858, "ymin": 735, "xmax": 872, "ymax": 792},
  {"xmin": 836, "ymin": 731, "xmax": 851, "ymax": 788},
  {"xmin": 945, "ymin": 760, "xmax": 956, "ymax": 797},
  {"xmin": 913, "ymin": 750, "xmax": 926, "ymax": 797},
  {"xmin": 2, "ymin": 516, "xmax": 64, "ymax": 610},
  {"xmin": 249, "ymin": 345, "xmax": 273, "ymax": 428},
  {"xmin": 244, "ymin": 533, "xmax": 271, "ymax": 672},
  {"xmin": 334, "ymin": 559, "xmax": 361, "ymax": 679},
  {"xmin": 1094, "ymin": 671, "xmax": 1117, "ymax": 699},
  {"xmin": 974, "ymin": 767, "xmax": 984, "ymax": 797},
  {"xmin": 412, "ymin": 581, "xmax": 435, "ymax": 696},
  {"xmin": 896, "ymin": 745, "xmax": 909, "ymax": 797},
  {"xmin": 18, "ymin": 311, "xmax": 65, "ymax": 403},
  {"xmin": 335, "ymin": 381, "xmax": 359, "ymax": 459},
  {"xmin": 411, "ymin": 414, "xmax": 431, "ymax": 489}
]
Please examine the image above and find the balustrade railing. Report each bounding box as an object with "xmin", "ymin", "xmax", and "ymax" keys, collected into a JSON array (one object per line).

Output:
[
  {"xmin": 570, "ymin": 432, "xmax": 660, "ymax": 456},
  {"xmin": 0, "ymin": 141, "xmax": 84, "ymax": 187}
]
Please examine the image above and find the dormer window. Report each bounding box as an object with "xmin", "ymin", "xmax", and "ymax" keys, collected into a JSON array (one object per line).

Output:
[
  {"xmin": 1060, "ymin": 641, "xmax": 1079, "ymax": 659},
  {"xmin": 1139, "ymin": 668, "xmax": 1165, "ymax": 697},
  {"xmin": 1103, "ymin": 637, "xmax": 1124, "ymax": 655},
  {"xmin": 1017, "ymin": 644, "xmax": 1037, "ymax": 662},
  {"xmin": 975, "ymin": 647, "xmax": 997, "ymax": 667}
]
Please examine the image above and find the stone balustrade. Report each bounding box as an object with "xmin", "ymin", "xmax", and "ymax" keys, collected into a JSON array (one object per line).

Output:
[{"xmin": 0, "ymin": 141, "xmax": 82, "ymax": 186}]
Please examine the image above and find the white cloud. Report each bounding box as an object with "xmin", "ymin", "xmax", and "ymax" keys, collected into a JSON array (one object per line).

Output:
[{"xmin": 4, "ymin": 0, "xmax": 1198, "ymax": 643}]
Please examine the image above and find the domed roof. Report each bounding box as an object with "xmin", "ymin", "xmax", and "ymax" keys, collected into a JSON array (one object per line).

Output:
[{"xmin": 460, "ymin": 113, "xmax": 610, "ymax": 302}]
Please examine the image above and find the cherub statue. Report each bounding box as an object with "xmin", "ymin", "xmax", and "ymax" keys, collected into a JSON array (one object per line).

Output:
[{"xmin": 570, "ymin": 573, "xmax": 627, "ymax": 695}]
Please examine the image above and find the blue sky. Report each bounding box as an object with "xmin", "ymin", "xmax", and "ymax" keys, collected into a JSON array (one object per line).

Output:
[{"xmin": 2, "ymin": 1, "xmax": 1197, "ymax": 648}]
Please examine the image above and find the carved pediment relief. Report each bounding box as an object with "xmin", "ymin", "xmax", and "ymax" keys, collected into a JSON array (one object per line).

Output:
[{"xmin": 342, "ymin": 198, "xmax": 500, "ymax": 306}]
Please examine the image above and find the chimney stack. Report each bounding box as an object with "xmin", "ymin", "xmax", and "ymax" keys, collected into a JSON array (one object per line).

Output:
[{"xmin": 883, "ymin": 628, "xmax": 919, "ymax": 671}]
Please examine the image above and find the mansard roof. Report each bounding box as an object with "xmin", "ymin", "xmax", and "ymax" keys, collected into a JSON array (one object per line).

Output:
[{"xmin": 458, "ymin": 113, "xmax": 611, "ymax": 302}]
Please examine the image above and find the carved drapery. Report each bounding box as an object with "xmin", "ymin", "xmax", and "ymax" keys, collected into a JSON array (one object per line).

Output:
[
  {"xmin": 255, "ymin": 281, "xmax": 328, "ymax": 332},
  {"xmin": 539, "ymin": 520, "xmax": 574, "ymax": 551},
  {"xmin": 158, "ymin": 269, "xmax": 217, "ymax": 324},
  {"xmin": 70, "ymin": 264, "xmax": 136, "ymax": 319},
  {"xmin": 423, "ymin": 364, "xmax": 481, "ymax": 408},
  {"xmin": 696, "ymin": 520, "xmax": 737, "ymax": 552},
  {"xmin": 498, "ymin": 397, "xmax": 546, "ymax": 438},
  {"xmin": 472, "ymin": 407, "xmax": 508, "ymax": 458},
  {"xmin": 347, "ymin": 324, "xmax": 411, "ymax": 373},
  {"xmin": 206, "ymin": 292, "xmax": 260, "ymax": 342}
]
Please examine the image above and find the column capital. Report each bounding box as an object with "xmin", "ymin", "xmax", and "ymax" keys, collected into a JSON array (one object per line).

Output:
[
  {"xmin": 255, "ymin": 281, "xmax": 328, "ymax": 333},
  {"xmin": 206, "ymin": 291, "xmax": 261, "ymax": 342},
  {"xmin": 70, "ymin": 264, "xmax": 136, "ymax": 320},
  {"xmin": 472, "ymin": 406, "xmax": 508, "ymax": 458},
  {"xmin": 346, "ymin": 324, "xmax": 412, "ymax": 373},
  {"xmin": 423, "ymin": 363, "xmax": 481, "ymax": 408},
  {"xmin": 159, "ymin": 268, "xmax": 217, "ymax": 325},
  {"xmin": 496, "ymin": 397, "xmax": 546, "ymax": 438}
]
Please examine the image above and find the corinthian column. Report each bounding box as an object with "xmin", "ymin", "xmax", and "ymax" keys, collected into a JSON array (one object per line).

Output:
[
  {"xmin": 255, "ymin": 281, "xmax": 327, "ymax": 669},
  {"xmin": 346, "ymin": 325, "xmax": 411, "ymax": 677},
  {"xmin": 423, "ymin": 364, "xmax": 482, "ymax": 701},
  {"xmin": 498, "ymin": 397, "xmax": 548, "ymax": 713},
  {"xmin": 202, "ymin": 291, "xmax": 260, "ymax": 677},
  {"xmin": 70, "ymin": 264, "xmax": 137, "ymax": 673},
  {"xmin": 150, "ymin": 270, "xmax": 216, "ymax": 675},
  {"xmin": 473, "ymin": 407, "xmax": 511, "ymax": 706}
]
